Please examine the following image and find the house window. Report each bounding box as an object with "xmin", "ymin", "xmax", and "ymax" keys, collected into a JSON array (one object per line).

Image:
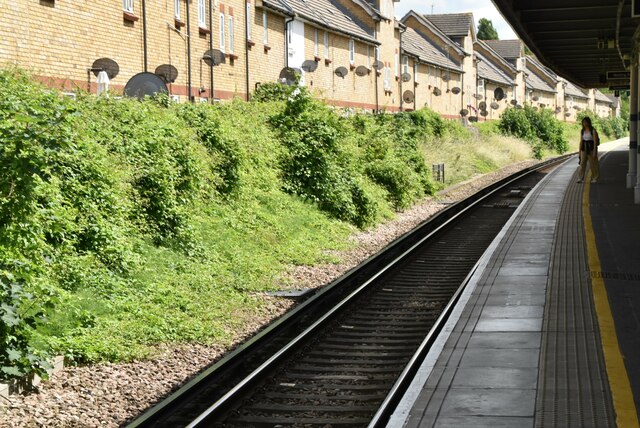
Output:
[
  {"xmin": 349, "ymin": 39, "xmax": 355, "ymax": 64},
  {"xmin": 262, "ymin": 11, "xmax": 268, "ymax": 44},
  {"xmin": 402, "ymin": 55, "xmax": 409, "ymax": 74},
  {"xmin": 383, "ymin": 67, "xmax": 392, "ymax": 91},
  {"xmin": 228, "ymin": 15, "xmax": 234, "ymax": 53},
  {"xmin": 314, "ymin": 29, "xmax": 319, "ymax": 57},
  {"xmin": 374, "ymin": 46, "xmax": 379, "ymax": 62},
  {"xmin": 394, "ymin": 52, "xmax": 399, "ymax": 77},
  {"xmin": 367, "ymin": 45, "xmax": 371, "ymax": 68},
  {"xmin": 414, "ymin": 63, "xmax": 418, "ymax": 82},
  {"xmin": 219, "ymin": 13, "xmax": 226, "ymax": 52},
  {"xmin": 198, "ymin": 0, "xmax": 206, "ymax": 27},
  {"xmin": 123, "ymin": 0, "xmax": 133, "ymax": 13},
  {"xmin": 477, "ymin": 79, "xmax": 485, "ymax": 98},
  {"xmin": 246, "ymin": 2, "xmax": 252, "ymax": 41},
  {"xmin": 174, "ymin": 0, "xmax": 180, "ymax": 19},
  {"xmin": 324, "ymin": 31, "xmax": 329, "ymax": 59}
]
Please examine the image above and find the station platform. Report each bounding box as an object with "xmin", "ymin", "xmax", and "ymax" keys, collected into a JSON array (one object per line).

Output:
[{"xmin": 388, "ymin": 139, "xmax": 640, "ymax": 428}]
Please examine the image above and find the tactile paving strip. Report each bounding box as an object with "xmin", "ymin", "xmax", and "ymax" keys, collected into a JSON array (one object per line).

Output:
[{"xmin": 535, "ymin": 175, "xmax": 615, "ymax": 427}]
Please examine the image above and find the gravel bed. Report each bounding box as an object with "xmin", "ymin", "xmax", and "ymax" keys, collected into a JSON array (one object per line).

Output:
[{"xmin": 0, "ymin": 160, "xmax": 539, "ymax": 427}]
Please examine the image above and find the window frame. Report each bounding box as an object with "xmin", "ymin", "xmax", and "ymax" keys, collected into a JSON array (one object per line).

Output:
[
  {"xmin": 414, "ymin": 62, "xmax": 418, "ymax": 82},
  {"xmin": 402, "ymin": 55, "xmax": 409, "ymax": 75},
  {"xmin": 174, "ymin": 0, "xmax": 181, "ymax": 19},
  {"xmin": 228, "ymin": 15, "xmax": 234, "ymax": 53},
  {"xmin": 366, "ymin": 45, "xmax": 371, "ymax": 68},
  {"xmin": 246, "ymin": 2, "xmax": 252, "ymax": 41},
  {"xmin": 324, "ymin": 31, "xmax": 329, "ymax": 59},
  {"xmin": 394, "ymin": 53, "xmax": 399, "ymax": 77},
  {"xmin": 314, "ymin": 29, "xmax": 319, "ymax": 57},
  {"xmin": 349, "ymin": 39, "xmax": 355, "ymax": 64},
  {"xmin": 219, "ymin": 13, "xmax": 226, "ymax": 52},
  {"xmin": 123, "ymin": 0, "xmax": 134, "ymax": 13},
  {"xmin": 477, "ymin": 78, "xmax": 485, "ymax": 97},
  {"xmin": 262, "ymin": 10, "xmax": 268, "ymax": 45},
  {"xmin": 198, "ymin": 0, "xmax": 206, "ymax": 27}
]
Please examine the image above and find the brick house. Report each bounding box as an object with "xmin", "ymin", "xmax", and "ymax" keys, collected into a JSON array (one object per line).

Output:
[{"xmin": 473, "ymin": 40, "xmax": 517, "ymax": 121}]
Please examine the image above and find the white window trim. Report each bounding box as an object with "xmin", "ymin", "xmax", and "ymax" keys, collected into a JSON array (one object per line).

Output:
[
  {"xmin": 174, "ymin": 0, "xmax": 181, "ymax": 19},
  {"xmin": 219, "ymin": 13, "xmax": 226, "ymax": 52},
  {"xmin": 477, "ymin": 78, "xmax": 485, "ymax": 97},
  {"xmin": 414, "ymin": 62, "xmax": 418, "ymax": 82},
  {"xmin": 349, "ymin": 39, "xmax": 355, "ymax": 64},
  {"xmin": 246, "ymin": 2, "xmax": 252, "ymax": 41},
  {"xmin": 374, "ymin": 46, "xmax": 379, "ymax": 62},
  {"xmin": 383, "ymin": 67, "xmax": 392, "ymax": 91},
  {"xmin": 123, "ymin": 0, "xmax": 133, "ymax": 13},
  {"xmin": 402, "ymin": 55, "xmax": 409, "ymax": 75},
  {"xmin": 262, "ymin": 11, "xmax": 268, "ymax": 45},
  {"xmin": 228, "ymin": 15, "xmax": 234, "ymax": 53},
  {"xmin": 394, "ymin": 53, "xmax": 399, "ymax": 77},
  {"xmin": 198, "ymin": 0, "xmax": 206, "ymax": 27},
  {"xmin": 314, "ymin": 29, "xmax": 319, "ymax": 57},
  {"xmin": 367, "ymin": 45, "xmax": 371, "ymax": 68},
  {"xmin": 324, "ymin": 31, "xmax": 329, "ymax": 59}
]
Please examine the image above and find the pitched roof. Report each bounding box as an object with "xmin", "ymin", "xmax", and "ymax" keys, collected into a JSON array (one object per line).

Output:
[
  {"xmin": 563, "ymin": 80, "xmax": 590, "ymax": 99},
  {"xmin": 422, "ymin": 13, "xmax": 473, "ymax": 37},
  {"xmin": 483, "ymin": 39, "xmax": 522, "ymax": 60},
  {"xmin": 594, "ymin": 90, "xmax": 613, "ymax": 104},
  {"xmin": 402, "ymin": 27, "xmax": 462, "ymax": 71},
  {"xmin": 263, "ymin": 0, "xmax": 377, "ymax": 43},
  {"xmin": 475, "ymin": 50, "xmax": 515, "ymax": 86}
]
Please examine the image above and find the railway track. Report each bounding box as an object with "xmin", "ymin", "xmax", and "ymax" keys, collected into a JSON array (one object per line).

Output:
[{"xmin": 129, "ymin": 156, "xmax": 568, "ymax": 428}]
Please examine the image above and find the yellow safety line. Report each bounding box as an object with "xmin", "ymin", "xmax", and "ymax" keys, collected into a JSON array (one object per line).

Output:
[{"xmin": 583, "ymin": 176, "xmax": 640, "ymax": 428}]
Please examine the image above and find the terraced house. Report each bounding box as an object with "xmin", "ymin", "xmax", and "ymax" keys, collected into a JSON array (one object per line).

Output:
[{"xmin": 0, "ymin": 1, "xmax": 617, "ymax": 119}]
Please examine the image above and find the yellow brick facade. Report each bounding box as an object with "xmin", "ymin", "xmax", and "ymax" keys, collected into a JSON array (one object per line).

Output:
[{"xmin": 0, "ymin": 2, "xmax": 615, "ymax": 119}]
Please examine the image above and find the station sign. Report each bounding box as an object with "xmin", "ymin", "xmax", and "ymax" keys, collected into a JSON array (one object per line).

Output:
[
  {"xmin": 606, "ymin": 71, "xmax": 630, "ymax": 80},
  {"xmin": 609, "ymin": 85, "xmax": 630, "ymax": 91}
]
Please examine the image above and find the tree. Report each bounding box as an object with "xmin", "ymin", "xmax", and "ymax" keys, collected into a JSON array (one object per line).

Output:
[{"xmin": 477, "ymin": 18, "xmax": 499, "ymax": 40}]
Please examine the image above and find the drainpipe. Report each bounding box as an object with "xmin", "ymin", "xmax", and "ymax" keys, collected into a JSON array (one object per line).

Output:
[
  {"xmin": 142, "ymin": 0, "xmax": 148, "ymax": 72},
  {"xmin": 186, "ymin": 0, "xmax": 193, "ymax": 102},
  {"xmin": 374, "ymin": 27, "xmax": 379, "ymax": 113},
  {"xmin": 399, "ymin": 26, "xmax": 405, "ymax": 112},
  {"xmin": 284, "ymin": 16, "xmax": 294, "ymax": 68},
  {"xmin": 460, "ymin": 71, "xmax": 465, "ymax": 116},
  {"xmin": 629, "ymin": 60, "xmax": 638, "ymax": 189},
  {"xmin": 413, "ymin": 60, "xmax": 417, "ymax": 110},
  {"xmin": 245, "ymin": 0, "xmax": 251, "ymax": 100},
  {"xmin": 209, "ymin": 0, "xmax": 215, "ymax": 102}
]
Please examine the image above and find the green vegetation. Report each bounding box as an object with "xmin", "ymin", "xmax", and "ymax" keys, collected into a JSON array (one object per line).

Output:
[
  {"xmin": 576, "ymin": 109, "xmax": 628, "ymax": 140},
  {"xmin": 0, "ymin": 70, "xmax": 562, "ymax": 379},
  {"xmin": 497, "ymin": 105, "xmax": 568, "ymax": 158}
]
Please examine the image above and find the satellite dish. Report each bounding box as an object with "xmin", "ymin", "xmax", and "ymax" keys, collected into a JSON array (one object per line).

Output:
[
  {"xmin": 460, "ymin": 109, "xmax": 469, "ymax": 117},
  {"xmin": 468, "ymin": 116, "xmax": 478, "ymax": 122},
  {"xmin": 279, "ymin": 67, "xmax": 300, "ymax": 85},
  {"xmin": 91, "ymin": 58, "xmax": 119, "ymax": 79},
  {"xmin": 515, "ymin": 104, "xmax": 523, "ymax": 109},
  {"xmin": 575, "ymin": 106, "xmax": 582, "ymax": 111},
  {"xmin": 539, "ymin": 103, "xmax": 546, "ymax": 108},
  {"xmin": 124, "ymin": 72, "xmax": 168, "ymax": 100},
  {"xmin": 555, "ymin": 106, "xmax": 562, "ymax": 113},
  {"xmin": 494, "ymin": 87, "xmax": 505, "ymax": 101},
  {"xmin": 401, "ymin": 72, "xmax": 411, "ymax": 82},
  {"xmin": 565, "ymin": 112, "xmax": 571, "ymax": 117},
  {"xmin": 572, "ymin": 105, "xmax": 579, "ymax": 110},
  {"xmin": 442, "ymin": 74, "xmax": 451, "ymax": 82},
  {"xmin": 451, "ymin": 87, "xmax": 461, "ymax": 94},
  {"xmin": 355, "ymin": 65, "xmax": 369, "ymax": 77},
  {"xmin": 403, "ymin": 90, "xmax": 414, "ymax": 103},
  {"xmin": 372, "ymin": 60, "xmax": 384, "ymax": 70},
  {"xmin": 478, "ymin": 101, "xmax": 487, "ymax": 111},
  {"xmin": 433, "ymin": 87, "xmax": 442, "ymax": 96},
  {"xmin": 334, "ymin": 66, "xmax": 348, "ymax": 78},
  {"xmin": 490, "ymin": 101, "xmax": 499, "ymax": 110},
  {"xmin": 202, "ymin": 49, "xmax": 225, "ymax": 66},
  {"xmin": 532, "ymin": 106, "xmax": 538, "ymax": 111},
  {"xmin": 301, "ymin": 60, "xmax": 318, "ymax": 73},
  {"xmin": 480, "ymin": 110, "xmax": 488, "ymax": 117},
  {"xmin": 564, "ymin": 106, "xmax": 570, "ymax": 112},
  {"xmin": 473, "ymin": 93, "xmax": 483, "ymax": 100},
  {"xmin": 532, "ymin": 95, "xmax": 539, "ymax": 101},
  {"xmin": 510, "ymin": 99, "xmax": 517, "ymax": 105},
  {"xmin": 154, "ymin": 64, "xmax": 179, "ymax": 83}
]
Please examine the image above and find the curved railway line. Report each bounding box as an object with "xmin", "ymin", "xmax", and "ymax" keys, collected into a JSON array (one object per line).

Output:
[{"xmin": 128, "ymin": 156, "xmax": 569, "ymax": 428}]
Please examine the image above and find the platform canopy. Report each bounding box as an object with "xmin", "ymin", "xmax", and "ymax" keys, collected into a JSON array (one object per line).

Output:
[{"xmin": 491, "ymin": 0, "xmax": 640, "ymax": 87}]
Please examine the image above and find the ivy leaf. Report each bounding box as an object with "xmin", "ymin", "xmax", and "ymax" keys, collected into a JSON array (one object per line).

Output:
[
  {"xmin": 1, "ymin": 366, "xmax": 23, "ymax": 377},
  {"xmin": 1, "ymin": 303, "xmax": 19, "ymax": 326},
  {"xmin": 6, "ymin": 348, "xmax": 21, "ymax": 361}
]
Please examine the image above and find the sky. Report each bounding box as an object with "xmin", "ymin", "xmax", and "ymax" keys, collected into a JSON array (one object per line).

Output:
[{"xmin": 395, "ymin": 0, "xmax": 517, "ymax": 40}]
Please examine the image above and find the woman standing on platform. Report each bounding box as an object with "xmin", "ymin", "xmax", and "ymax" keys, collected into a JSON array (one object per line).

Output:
[{"xmin": 577, "ymin": 116, "xmax": 600, "ymax": 183}]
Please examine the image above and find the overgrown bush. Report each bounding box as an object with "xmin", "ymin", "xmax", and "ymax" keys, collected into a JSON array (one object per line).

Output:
[
  {"xmin": 270, "ymin": 89, "xmax": 380, "ymax": 227},
  {"xmin": 498, "ymin": 105, "xmax": 568, "ymax": 157},
  {"xmin": 252, "ymin": 82, "xmax": 296, "ymax": 103}
]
